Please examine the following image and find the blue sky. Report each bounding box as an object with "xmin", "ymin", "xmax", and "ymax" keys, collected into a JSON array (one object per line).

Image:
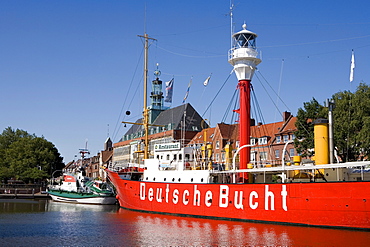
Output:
[{"xmin": 1, "ymin": 0, "xmax": 369, "ymax": 162}]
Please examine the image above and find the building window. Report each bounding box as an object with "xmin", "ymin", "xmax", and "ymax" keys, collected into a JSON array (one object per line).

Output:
[
  {"xmin": 259, "ymin": 152, "xmax": 267, "ymax": 161},
  {"xmin": 216, "ymin": 140, "xmax": 220, "ymax": 149},
  {"xmin": 251, "ymin": 138, "xmax": 256, "ymax": 145},
  {"xmin": 222, "ymin": 152, "xmax": 225, "ymax": 162},
  {"xmin": 259, "ymin": 137, "xmax": 267, "ymax": 145},
  {"xmin": 276, "ymin": 136, "xmax": 281, "ymax": 144},
  {"xmin": 251, "ymin": 152, "xmax": 256, "ymax": 161},
  {"xmin": 289, "ymin": 148, "xmax": 295, "ymax": 157},
  {"xmin": 216, "ymin": 153, "xmax": 219, "ymax": 162},
  {"xmin": 275, "ymin": 150, "xmax": 280, "ymax": 158},
  {"xmin": 291, "ymin": 134, "xmax": 295, "ymax": 140},
  {"xmin": 283, "ymin": 135, "xmax": 289, "ymax": 143},
  {"xmin": 236, "ymin": 141, "xmax": 240, "ymax": 148}
]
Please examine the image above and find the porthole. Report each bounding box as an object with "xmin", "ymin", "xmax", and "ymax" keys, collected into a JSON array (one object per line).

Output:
[
  {"xmin": 191, "ymin": 178, "xmax": 193, "ymax": 182},
  {"xmin": 172, "ymin": 178, "xmax": 175, "ymax": 182},
  {"xmin": 164, "ymin": 178, "xmax": 167, "ymax": 181},
  {"xmin": 178, "ymin": 178, "xmax": 181, "ymax": 182},
  {"xmin": 201, "ymin": 178, "xmax": 204, "ymax": 182}
]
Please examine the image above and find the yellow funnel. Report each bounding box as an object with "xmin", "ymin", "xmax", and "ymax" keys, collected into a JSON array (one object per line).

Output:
[{"xmin": 314, "ymin": 119, "xmax": 329, "ymax": 165}]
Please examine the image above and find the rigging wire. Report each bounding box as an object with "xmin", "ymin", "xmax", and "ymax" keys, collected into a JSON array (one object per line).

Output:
[
  {"xmin": 250, "ymin": 85, "xmax": 280, "ymax": 163},
  {"xmin": 202, "ymin": 69, "xmax": 234, "ymax": 118},
  {"xmin": 221, "ymin": 88, "xmax": 238, "ymax": 123},
  {"xmin": 274, "ymin": 59, "xmax": 284, "ymax": 123},
  {"xmin": 255, "ymin": 70, "xmax": 291, "ymax": 112},
  {"xmin": 250, "ymin": 85, "xmax": 266, "ymax": 126},
  {"xmin": 254, "ymin": 70, "xmax": 311, "ymax": 136},
  {"xmin": 253, "ymin": 71, "xmax": 284, "ymax": 114},
  {"xmin": 112, "ymin": 48, "xmax": 144, "ymax": 142},
  {"xmin": 156, "ymin": 45, "xmax": 223, "ymax": 58},
  {"xmin": 260, "ymin": 34, "xmax": 370, "ymax": 48}
]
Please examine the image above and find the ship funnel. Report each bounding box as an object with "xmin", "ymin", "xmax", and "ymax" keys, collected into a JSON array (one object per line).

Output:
[{"xmin": 314, "ymin": 118, "xmax": 329, "ymax": 165}]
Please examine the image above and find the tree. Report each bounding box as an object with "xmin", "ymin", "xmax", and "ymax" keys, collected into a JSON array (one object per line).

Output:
[
  {"xmin": 332, "ymin": 83, "xmax": 370, "ymax": 161},
  {"xmin": 294, "ymin": 98, "xmax": 327, "ymax": 157},
  {"xmin": 0, "ymin": 127, "xmax": 34, "ymax": 168},
  {"xmin": 294, "ymin": 83, "xmax": 370, "ymax": 162},
  {"xmin": 0, "ymin": 127, "xmax": 64, "ymax": 183}
]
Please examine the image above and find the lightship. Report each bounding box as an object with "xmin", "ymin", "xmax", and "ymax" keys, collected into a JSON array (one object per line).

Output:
[{"xmin": 106, "ymin": 25, "xmax": 370, "ymax": 230}]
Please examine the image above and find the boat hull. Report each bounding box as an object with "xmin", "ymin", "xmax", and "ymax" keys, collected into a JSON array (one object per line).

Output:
[
  {"xmin": 107, "ymin": 169, "xmax": 370, "ymax": 230},
  {"xmin": 48, "ymin": 190, "xmax": 117, "ymax": 205}
]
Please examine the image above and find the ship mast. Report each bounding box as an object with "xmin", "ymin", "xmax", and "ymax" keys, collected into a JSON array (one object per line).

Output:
[
  {"xmin": 138, "ymin": 33, "xmax": 156, "ymax": 159},
  {"xmin": 228, "ymin": 24, "xmax": 261, "ymax": 182}
]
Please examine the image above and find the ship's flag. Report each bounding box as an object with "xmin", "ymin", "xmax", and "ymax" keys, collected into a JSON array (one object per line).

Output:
[
  {"xmin": 203, "ymin": 74, "xmax": 212, "ymax": 86},
  {"xmin": 350, "ymin": 50, "xmax": 355, "ymax": 82},
  {"xmin": 182, "ymin": 77, "xmax": 193, "ymax": 103},
  {"xmin": 165, "ymin": 78, "xmax": 174, "ymax": 103}
]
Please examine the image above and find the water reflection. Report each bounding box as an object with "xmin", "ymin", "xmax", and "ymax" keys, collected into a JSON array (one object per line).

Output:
[
  {"xmin": 0, "ymin": 199, "xmax": 369, "ymax": 246},
  {"xmin": 46, "ymin": 200, "xmax": 118, "ymax": 212},
  {"xmin": 111, "ymin": 208, "xmax": 370, "ymax": 246},
  {"xmin": 0, "ymin": 199, "xmax": 118, "ymax": 213}
]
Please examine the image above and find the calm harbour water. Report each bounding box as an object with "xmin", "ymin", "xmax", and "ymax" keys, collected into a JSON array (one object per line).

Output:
[{"xmin": 0, "ymin": 199, "xmax": 369, "ymax": 246}]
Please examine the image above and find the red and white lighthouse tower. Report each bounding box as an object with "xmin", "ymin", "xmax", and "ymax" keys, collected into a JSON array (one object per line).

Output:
[{"xmin": 228, "ymin": 24, "xmax": 261, "ymax": 181}]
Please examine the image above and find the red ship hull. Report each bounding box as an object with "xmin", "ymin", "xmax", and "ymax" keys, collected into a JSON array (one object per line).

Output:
[{"xmin": 107, "ymin": 169, "xmax": 370, "ymax": 230}]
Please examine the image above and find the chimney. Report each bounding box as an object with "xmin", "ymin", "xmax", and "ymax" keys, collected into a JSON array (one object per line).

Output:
[
  {"xmin": 283, "ymin": 111, "xmax": 291, "ymax": 122},
  {"xmin": 250, "ymin": 118, "xmax": 256, "ymax": 126}
]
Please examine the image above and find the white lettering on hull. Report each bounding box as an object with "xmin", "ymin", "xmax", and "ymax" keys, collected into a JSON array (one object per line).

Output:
[
  {"xmin": 193, "ymin": 185, "xmax": 200, "ymax": 206},
  {"xmin": 281, "ymin": 185, "xmax": 288, "ymax": 211},
  {"xmin": 205, "ymin": 191, "xmax": 213, "ymax": 207},
  {"xmin": 173, "ymin": 189, "xmax": 179, "ymax": 204},
  {"xmin": 249, "ymin": 191, "xmax": 258, "ymax": 209},
  {"xmin": 219, "ymin": 185, "xmax": 229, "ymax": 208},
  {"xmin": 234, "ymin": 190, "xmax": 244, "ymax": 210},
  {"xmin": 156, "ymin": 188, "xmax": 162, "ymax": 202},
  {"xmin": 183, "ymin": 190, "xmax": 189, "ymax": 205},
  {"xmin": 265, "ymin": 185, "xmax": 275, "ymax": 210},
  {"xmin": 139, "ymin": 183, "xmax": 288, "ymax": 212}
]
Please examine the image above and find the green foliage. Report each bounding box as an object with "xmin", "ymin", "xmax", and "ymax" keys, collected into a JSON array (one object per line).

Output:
[
  {"xmin": 294, "ymin": 98, "xmax": 327, "ymax": 157},
  {"xmin": 332, "ymin": 83, "xmax": 370, "ymax": 161},
  {"xmin": 294, "ymin": 83, "xmax": 370, "ymax": 162},
  {"xmin": 0, "ymin": 127, "xmax": 64, "ymax": 183}
]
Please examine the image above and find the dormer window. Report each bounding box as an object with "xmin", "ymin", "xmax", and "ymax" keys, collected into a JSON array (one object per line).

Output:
[
  {"xmin": 283, "ymin": 135, "xmax": 289, "ymax": 143},
  {"xmin": 250, "ymin": 138, "xmax": 257, "ymax": 145},
  {"xmin": 259, "ymin": 137, "xmax": 267, "ymax": 145},
  {"xmin": 276, "ymin": 136, "xmax": 281, "ymax": 144}
]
